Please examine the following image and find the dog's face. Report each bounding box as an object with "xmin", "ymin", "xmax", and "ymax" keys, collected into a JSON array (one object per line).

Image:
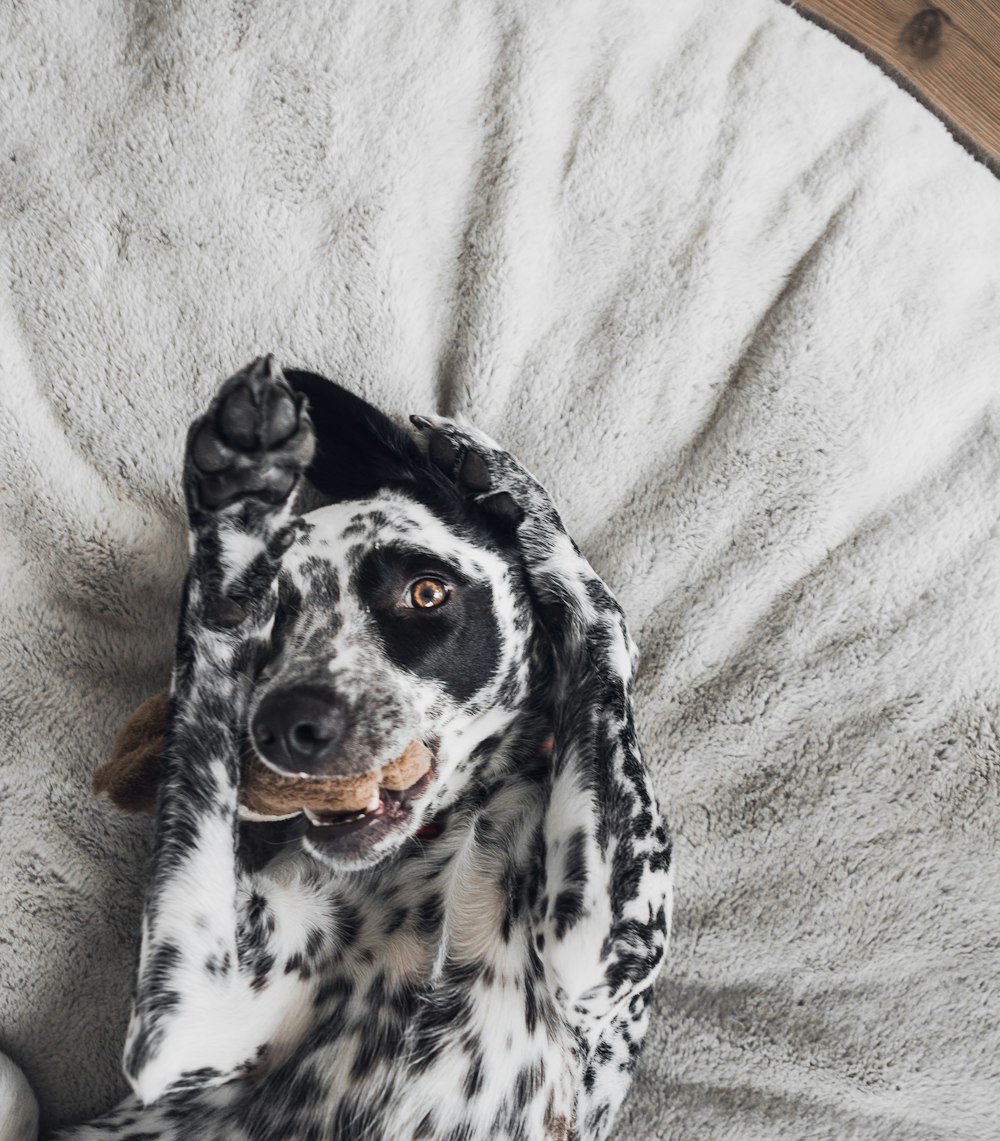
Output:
[{"xmin": 246, "ymin": 373, "xmax": 536, "ymax": 870}]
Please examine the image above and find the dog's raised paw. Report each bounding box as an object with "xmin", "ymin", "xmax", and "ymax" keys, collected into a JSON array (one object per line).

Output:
[
  {"xmin": 188, "ymin": 356, "xmax": 316, "ymax": 511},
  {"xmin": 411, "ymin": 415, "xmax": 530, "ymax": 527}
]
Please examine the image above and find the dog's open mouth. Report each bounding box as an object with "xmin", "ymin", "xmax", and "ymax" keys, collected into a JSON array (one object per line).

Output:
[
  {"xmin": 301, "ymin": 767, "xmax": 433, "ymax": 848},
  {"xmin": 238, "ymin": 737, "xmax": 439, "ymax": 860}
]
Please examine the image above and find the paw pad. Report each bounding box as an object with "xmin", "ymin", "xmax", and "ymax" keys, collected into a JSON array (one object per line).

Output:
[{"xmin": 188, "ymin": 356, "xmax": 315, "ymax": 511}]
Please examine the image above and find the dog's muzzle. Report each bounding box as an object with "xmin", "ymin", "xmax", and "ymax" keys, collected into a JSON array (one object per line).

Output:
[{"xmin": 251, "ymin": 683, "xmax": 354, "ymax": 777}]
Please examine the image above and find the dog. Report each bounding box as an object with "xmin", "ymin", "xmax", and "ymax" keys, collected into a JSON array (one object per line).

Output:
[{"xmin": 4, "ymin": 357, "xmax": 672, "ymax": 1140}]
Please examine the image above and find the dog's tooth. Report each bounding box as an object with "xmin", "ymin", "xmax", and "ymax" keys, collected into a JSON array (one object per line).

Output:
[
  {"xmin": 365, "ymin": 791, "xmax": 380, "ymax": 813},
  {"xmin": 304, "ymin": 806, "xmax": 370, "ymax": 826}
]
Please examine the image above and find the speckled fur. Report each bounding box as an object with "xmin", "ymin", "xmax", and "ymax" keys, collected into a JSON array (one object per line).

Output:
[{"xmin": 43, "ymin": 360, "xmax": 672, "ymax": 1141}]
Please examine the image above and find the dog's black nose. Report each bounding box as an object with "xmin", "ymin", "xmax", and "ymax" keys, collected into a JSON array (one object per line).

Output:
[{"xmin": 251, "ymin": 685, "xmax": 349, "ymax": 776}]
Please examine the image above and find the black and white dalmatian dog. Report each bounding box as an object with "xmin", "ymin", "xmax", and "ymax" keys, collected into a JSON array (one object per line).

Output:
[{"xmin": 5, "ymin": 357, "xmax": 671, "ymax": 1140}]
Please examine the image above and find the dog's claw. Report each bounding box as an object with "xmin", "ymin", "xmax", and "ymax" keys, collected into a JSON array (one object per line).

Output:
[{"xmin": 187, "ymin": 357, "xmax": 315, "ymax": 512}]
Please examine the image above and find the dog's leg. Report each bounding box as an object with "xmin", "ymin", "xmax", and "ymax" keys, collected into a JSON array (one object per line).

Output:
[
  {"xmin": 413, "ymin": 417, "xmax": 672, "ymax": 1099},
  {"xmin": 123, "ymin": 357, "xmax": 319, "ymax": 1105}
]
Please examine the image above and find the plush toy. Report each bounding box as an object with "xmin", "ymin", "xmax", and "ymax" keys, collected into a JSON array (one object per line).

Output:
[{"xmin": 92, "ymin": 690, "xmax": 433, "ymax": 821}]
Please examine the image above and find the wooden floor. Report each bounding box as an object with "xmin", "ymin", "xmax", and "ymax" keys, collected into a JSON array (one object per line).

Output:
[{"xmin": 792, "ymin": 0, "xmax": 1000, "ymax": 171}]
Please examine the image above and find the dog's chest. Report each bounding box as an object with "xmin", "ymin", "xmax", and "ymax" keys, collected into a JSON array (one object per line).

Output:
[{"xmin": 250, "ymin": 807, "xmax": 578, "ymax": 1137}]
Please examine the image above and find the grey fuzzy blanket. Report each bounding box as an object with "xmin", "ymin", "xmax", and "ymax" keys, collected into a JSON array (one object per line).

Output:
[{"xmin": 1, "ymin": 0, "xmax": 998, "ymax": 1136}]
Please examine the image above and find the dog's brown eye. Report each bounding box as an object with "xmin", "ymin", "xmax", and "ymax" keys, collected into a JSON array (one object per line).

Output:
[{"xmin": 408, "ymin": 578, "xmax": 448, "ymax": 610}]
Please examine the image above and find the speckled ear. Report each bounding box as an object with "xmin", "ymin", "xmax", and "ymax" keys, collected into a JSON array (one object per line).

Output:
[{"xmin": 92, "ymin": 689, "xmax": 170, "ymax": 814}]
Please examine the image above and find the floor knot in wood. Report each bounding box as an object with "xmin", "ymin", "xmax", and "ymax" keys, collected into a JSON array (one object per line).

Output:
[{"xmin": 900, "ymin": 7, "xmax": 951, "ymax": 62}]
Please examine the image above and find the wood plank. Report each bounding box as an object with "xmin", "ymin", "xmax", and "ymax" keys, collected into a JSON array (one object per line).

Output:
[{"xmin": 792, "ymin": 0, "xmax": 1000, "ymax": 170}]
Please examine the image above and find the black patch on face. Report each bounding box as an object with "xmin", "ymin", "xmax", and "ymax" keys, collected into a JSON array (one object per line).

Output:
[{"xmin": 351, "ymin": 544, "xmax": 502, "ymax": 705}]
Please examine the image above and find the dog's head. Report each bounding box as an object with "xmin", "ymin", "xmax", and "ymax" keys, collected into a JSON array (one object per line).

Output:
[{"xmin": 243, "ymin": 371, "xmax": 541, "ymax": 870}]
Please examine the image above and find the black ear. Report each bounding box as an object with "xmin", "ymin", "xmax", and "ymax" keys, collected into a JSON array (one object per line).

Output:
[{"xmin": 284, "ymin": 370, "xmax": 426, "ymax": 502}]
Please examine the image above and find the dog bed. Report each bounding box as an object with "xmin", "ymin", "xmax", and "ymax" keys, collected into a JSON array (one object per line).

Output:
[{"xmin": 1, "ymin": 1, "xmax": 997, "ymax": 1136}]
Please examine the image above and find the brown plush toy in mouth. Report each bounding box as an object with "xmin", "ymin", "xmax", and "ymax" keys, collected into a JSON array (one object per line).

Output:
[{"xmin": 92, "ymin": 689, "xmax": 434, "ymax": 821}]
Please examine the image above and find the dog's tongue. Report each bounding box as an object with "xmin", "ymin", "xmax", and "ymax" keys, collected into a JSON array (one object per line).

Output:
[{"xmin": 239, "ymin": 739, "xmax": 433, "ymax": 820}]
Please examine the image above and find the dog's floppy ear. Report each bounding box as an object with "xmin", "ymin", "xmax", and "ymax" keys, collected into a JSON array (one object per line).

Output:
[{"xmin": 285, "ymin": 370, "xmax": 427, "ymax": 502}]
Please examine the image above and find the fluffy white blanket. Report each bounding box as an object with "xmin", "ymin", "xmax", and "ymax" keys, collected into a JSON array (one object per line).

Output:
[{"xmin": 1, "ymin": 0, "xmax": 998, "ymax": 1136}]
